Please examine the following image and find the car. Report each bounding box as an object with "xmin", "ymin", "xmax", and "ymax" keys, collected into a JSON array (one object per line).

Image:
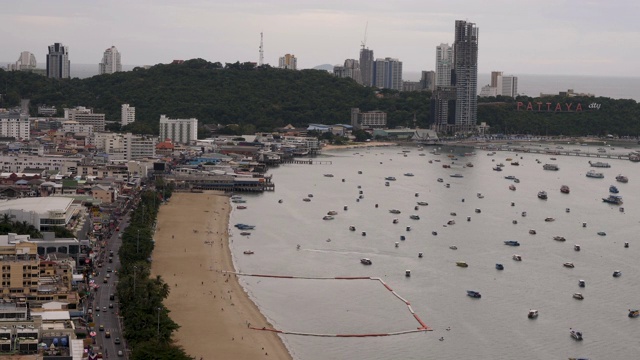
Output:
[
  {"xmin": 109, "ymin": 293, "xmax": 115, "ymax": 300},
  {"xmin": 109, "ymin": 303, "xmax": 113, "ymax": 309},
  {"xmin": 116, "ymin": 227, "xmax": 120, "ymax": 231},
  {"xmin": 97, "ymin": 263, "xmax": 103, "ymax": 268},
  {"xmin": 108, "ymin": 258, "xmax": 113, "ymax": 263},
  {"xmin": 105, "ymin": 331, "xmax": 111, "ymax": 338},
  {"xmin": 106, "ymin": 274, "xmax": 111, "ymax": 279},
  {"xmin": 103, "ymin": 306, "xmax": 107, "ymax": 312},
  {"xmin": 99, "ymin": 325, "xmax": 104, "ymax": 331},
  {"xmin": 103, "ymin": 278, "xmax": 108, "ymax": 283},
  {"xmin": 114, "ymin": 337, "xmax": 121, "ymax": 344},
  {"xmin": 107, "ymin": 267, "xmax": 112, "ymax": 273},
  {"xmin": 117, "ymin": 350, "xmax": 123, "ymax": 357}
]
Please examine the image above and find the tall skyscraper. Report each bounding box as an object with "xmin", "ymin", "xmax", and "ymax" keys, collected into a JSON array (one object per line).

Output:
[
  {"xmin": 359, "ymin": 48, "xmax": 374, "ymax": 87},
  {"xmin": 373, "ymin": 57, "xmax": 403, "ymax": 91},
  {"xmin": 453, "ymin": 20, "xmax": 479, "ymax": 131},
  {"xmin": 46, "ymin": 43, "xmax": 70, "ymax": 79},
  {"xmin": 99, "ymin": 46, "xmax": 122, "ymax": 74},
  {"xmin": 10, "ymin": 52, "xmax": 37, "ymax": 71},
  {"xmin": 435, "ymin": 43, "xmax": 453, "ymax": 87},
  {"xmin": 490, "ymin": 71, "xmax": 503, "ymax": 88},
  {"xmin": 333, "ymin": 59, "xmax": 362, "ymax": 84},
  {"xmin": 278, "ymin": 54, "xmax": 297, "ymax": 70},
  {"xmin": 121, "ymin": 104, "xmax": 136, "ymax": 126},
  {"xmin": 420, "ymin": 71, "xmax": 435, "ymax": 91}
]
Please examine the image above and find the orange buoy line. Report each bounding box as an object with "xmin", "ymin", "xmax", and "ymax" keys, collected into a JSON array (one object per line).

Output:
[{"xmin": 224, "ymin": 271, "xmax": 433, "ymax": 336}]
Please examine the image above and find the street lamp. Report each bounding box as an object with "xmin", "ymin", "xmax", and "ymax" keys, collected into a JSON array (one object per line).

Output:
[{"xmin": 157, "ymin": 307, "xmax": 161, "ymax": 338}]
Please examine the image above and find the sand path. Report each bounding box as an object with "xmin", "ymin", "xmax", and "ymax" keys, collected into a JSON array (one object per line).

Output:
[{"xmin": 151, "ymin": 191, "xmax": 292, "ymax": 360}]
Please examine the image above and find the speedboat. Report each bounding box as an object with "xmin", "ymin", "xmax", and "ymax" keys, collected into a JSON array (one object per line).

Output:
[
  {"xmin": 609, "ymin": 185, "xmax": 619, "ymax": 193},
  {"xmin": 349, "ymin": 226, "xmax": 356, "ymax": 231},
  {"xmin": 602, "ymin": 195, "xmax": 623, "ymax": 205},
  {"xmin": 613, "ymin": 270, "xmax": 622, "ymax": 277},
  {"xmin": 404, "ymin": 173, "xmax": 414, "ymax": 177},
  {"xmin": 417, "ymin": 201, "xmax": 429, "ymax": 206},
  {"xmin": 303, "ymin": 198, "xmax": 311, "ymax": 202},
  {"xmin": 493, "ymin": 166, "xmax": 503, "ymax": 171},
  {"xmin": 360, "ymin": 258, "xmax": 372, "ymax": 265},
  {"xmin": 234, "ymin": 224, "xmax": 256, "ymax": 230},
  {"xmin": 561, "ymin": 185, "xmax": 570, "ymax": 194},
  {"xmin": 389, "ymin": 209, "xmax": 401, "ymax": 214},
  {"xmin": 504, "ymin": 240, "xmax": 520, "ymax": 246},
  {"xmin": 236, "ymin": 205, "xmax": 247, "ymax": 209},
  {"xmin": 322, "ymin": 215, "xmax": 334, "ymax": 220},
  {"xmin": 466, "ymin": 290, "xmax": 481, "ymax": 298},
  {"xmin": 243, "ymin": 250, "xmax": 254, "ymax": 255},
  {"xmin": 410, "ymin": 215, "xmax": 420, "ymax": 220},
  {"xmin": 586, "ymin": 170, "xmax": 604, "ymax": 178},
  {"xmin": 570, "ymin": 329, "xmax": 584, "ymax": 341},
  {"xmin": 521, "ymin": 211, "xmax": 527, "ymax": 217},
  {"xmin": 573, "ymin": 293, "xmax": 584, "ymax": 300},
  {"xmin": 324, "ymin": 174, "xmax": 334, "ymax": 177},
  {"xmin": 514, "ymin": 178, "xmax": 520, "ymax": 183},
  {"xmin": 538, "ymin": 191, "xmax": 548, "ymax": 200},
  {"xmin": 629, "ymin": 309, "xmax": 640, "ymax": 318},
  {"xmin": 597, "ymin": 231, "xmax": 607, "ymax": 236},
  {"xmin": 616, "ymin": 174, "xmax": 629, "ymax": 183},
  {"xmin": 504, "ymin": 175, "xmax": 516, "ymax": 180},
  {"xmin": 327, "ymin": 210, "xmax": 338, "ymax": 215},
  {"xmin": 495, "ymin": 263, "xmax": 504, "ymax": 270},
  {"xmin": 456, "ymin": 261, "xmax": 469, "ymax": 268},
  {"xmin": 450, "ymin": 174, "xmax": 464, "ymax": 178},
  {"xmin": 545, "ymin": 217, "xmax": 555, "ymax": 222},
  {"xmin": 529, "ymin": 229, "xmax": 537, "ymax": 235},
  {"xmin": 528, "ymin": 310, "xmax": 539, "ymax": 319},
  {"xmin": 554, "ymin": 236, "xmax": 566, "ymax": 241},
  {"xmin": 512, "ymin": 254, "xmax": 522, "ymax": 261},
  {"xmin": 385, "ymin": 176, "xmax": 396, "ymax": 181},
  {"xmin": 240, "ymin": 232, "xmax": 251, "ymax": 236},
  {"xmin": 563, "ymin": 262, "xmax": 575, "ymax": 268},
  {"xmin": 447, "ymin": 220, "xmax": 456, "ymax": 225},
  {"xmin": 511, "ymin": 161, "xmax": 520, "ymax": 166}
]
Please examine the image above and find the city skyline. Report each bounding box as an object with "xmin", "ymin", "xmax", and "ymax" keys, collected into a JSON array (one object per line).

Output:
[{"xmin": 2, "ymin": 0, "xmax": 639, "ymax": 77}]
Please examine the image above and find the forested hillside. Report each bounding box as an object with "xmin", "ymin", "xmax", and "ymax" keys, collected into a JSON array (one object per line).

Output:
[{"xmin": 1, "ymin": 59, "xmax": 639, "ymax": 136}]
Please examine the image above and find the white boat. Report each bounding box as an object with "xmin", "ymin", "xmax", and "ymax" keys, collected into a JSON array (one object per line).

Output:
[
  {"xmin": 528, "ymin": 310, "xmax": 539, "ymax": 319},
  {"xmin": 512, "ymin": 254, "xmax": 522, "ymax": 261},
  {"xmin": 570, "ymin": 329, "xmax": 584, "ymax": 341},
  {"xmin": 477, "ymin": 193, "xmax": 484, "ymax": 198},
  {"xmin": 586, "ymin": 170, "xmax": 604, "ymax": 178},
  {"xmin": 573, "ymin": 293, "xmax": 584, "ymax": 300}
]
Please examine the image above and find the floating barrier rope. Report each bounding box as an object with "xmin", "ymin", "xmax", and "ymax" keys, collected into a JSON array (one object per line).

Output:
[{"xmin": 224, "ymin": 271, "xmax": 432, "ymax": 337}]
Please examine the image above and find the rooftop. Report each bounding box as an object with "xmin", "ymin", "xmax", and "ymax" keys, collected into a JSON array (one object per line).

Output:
[{"xmin": 0, "ymin": 197, "xmax": 74, "ymax": 214}]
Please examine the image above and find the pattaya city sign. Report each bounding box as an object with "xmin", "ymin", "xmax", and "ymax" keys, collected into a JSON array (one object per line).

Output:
[{"xmin": 517, "ymin": 102, "xmax": 601, "ymax": 112}]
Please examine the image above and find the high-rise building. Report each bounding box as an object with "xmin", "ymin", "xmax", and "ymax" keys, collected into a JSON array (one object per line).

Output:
[
  {"xmin": 420, "ymin": 71, "xmax": 436, "ymax": 91},
  {"xmin": 159, "ymin": 115, "xmax": 198, "ymax": 144},
  {"xmin": 435, "ymin": 43, "xmax": 453, "ymax": 87},
  {"xmin": 359, "ymin": 48, "xmax": 374, "ymax": 87},
  {"xmin": 99, "ymin": 46, "xmax": 122, "ymax": 74},
  {"xmin": 46, "ymin": 42, "xmax": 70, "ymax": 79},
  {"xmin": 500, "ymin": 75, "xmax": 518, "ymax": 98},
  {"xmin": 121, "ymin": 104, "xmax": 135, "ymax": 126},
  {"xmin": 490, "ymin": 71, "xmax": 503, "ymax": 88},
  {"xmin": 373, "ymin": 57, "xmax": 403, "ymax": 91},
  {"xmin": 453, "ymin": 20, "xmax": 479, "ymax": 131},
  {"xmin": 9, "ymin": 51, "xmax": 37, "ymax": 71},
  {"xmin": 278, "ymin": 54, "xmax": 297, "ymax": 70},
  {"xmin": 333, "ymin": 59, "xmax": 362, "ymax": 84}
]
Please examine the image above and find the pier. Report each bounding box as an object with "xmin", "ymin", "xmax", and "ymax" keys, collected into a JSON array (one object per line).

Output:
[{"xmin": 280, "ymin": 159, "xmax": 332, "ymax": 165}]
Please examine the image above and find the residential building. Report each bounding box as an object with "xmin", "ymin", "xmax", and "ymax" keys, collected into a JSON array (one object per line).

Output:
[
  {"xmin": 0, "ymin": 111, "xmax": 30, "ymax": 140},
  {"xmin": 130, "ymin": 135, "xmax": 157, "ymax": 159},
  {"xmin": 46, "ymin": 43, "xmax": 70, "ymax": 79},
  {"xmin": 64, "ymin": 106, "xmax": 105, "ymax": 131},
  {"xmin": 61, "ymin": 121, "xmax": 93, "ymax": 136},
  {"xmin": 359, "ymin": 48, "xmax": 374, "ymax": 87},
  {"xmin": 98, "ymin": 46, "xmax": 122, "ymax": 74},
  {"xmin": 0, "ymin": 240, "xmax": 39, "ymax": 298},
  {"xmin": 278, "ymin": 54, "xmax": 297, "ymax": 70},
  {"xmin": 453, "ymin": 20, "xmax": 479, "ymax": 132},
  {"xmin": 77, "ymin": 163, "xmax": 129, "ymax": 181},
  {"xmin": 0, "ymin": 155, "xmax": 78, "ymax": 174},
  {"xmin": 435, "ymin": 43, "xmax": 453, "ymax": 87},
  {"xmin": 37, "ymin": 105, "xmax": 57, "ymax": 116},
  {"xmin": 121, "ymin": 104, "xmax": 135, "ymax": 126},
  {"xmin": 350, "ymin": 108, "xmax": 387, "ymax": 129},
  {"xmin": 373, "ymin": 57, "xmax": 403, "ymax": 91},
  {"xmin": 9, "ymin": 51, "xmax": 37, "ymax": 71},
  {"xmin": 159, "ymin": 115, "xmax": 198, "ymax": 144},
  {"xmin": 420, "ymin": 71, "xmax": 435, "ymax": 91},
  {"xmin": 333, "ymin": 59, "xmax": 361, "ymax": 84},
  {"xmin": 500, "ymin": 75, "xmax": 518, "ymax": 97},
  {"xmin": 432, "ymin": 86, "xmax": 457, "ymax": 132},
  {"xmin": 90, "ymin": 184, "xmax": 115, "ymax": 203},
  {"xmin": 91, "ymin": 132, "xmax": 156, "ymax": 160}
]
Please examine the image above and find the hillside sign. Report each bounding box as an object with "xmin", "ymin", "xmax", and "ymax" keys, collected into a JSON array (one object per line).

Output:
[{"xmin": 516, "ymin": 102, "xmax": 601, "ymax": 112}]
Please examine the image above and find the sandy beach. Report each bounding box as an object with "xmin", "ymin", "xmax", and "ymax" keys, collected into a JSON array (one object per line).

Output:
[{"xmin": 151, "ymin": 191, "xmax": 292, "ymax": 360}]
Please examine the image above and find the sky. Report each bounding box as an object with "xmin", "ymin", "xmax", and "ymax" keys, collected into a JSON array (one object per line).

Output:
[{"xmin": 3, "ymin": 0, "xmax": 640, "ymax": 77}]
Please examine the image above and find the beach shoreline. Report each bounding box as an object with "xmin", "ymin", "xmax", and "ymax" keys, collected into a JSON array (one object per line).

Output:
[
  {"xmin": 322, "ymin": 141, "xmax": 397, "ymax": 151},
  {"xmin": 151, "ymin": 191, "xmax": 292, "ymax": 360}
]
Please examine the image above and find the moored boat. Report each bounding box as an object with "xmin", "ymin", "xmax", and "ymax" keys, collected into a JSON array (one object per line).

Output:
[
  {"xmin": 509, "ymin": 184, "xmax": 516, "ymax": 191},
  {"xmin": 586, "ymin": 170, "xmax": 604, "ymax": 178},
  {"xmin": 410, "ymin": 215, "xmax": 420, "ymax": 220},
  {"xmin": 450, "ymin": 174, "xmax": 464, "ymax": 178},
  {"xmin": 589, "ymin": 161, "xmax": 611, "ymax": 168},
  {"xmin": 404, "ymin": 173, "xmax": 414, "ymax": 177},
  {"xmin": 236, "ymin": 205, "xmax": 247, "ymax": 209},
  {"xmin": 360, "ymin": 258, "xmax": 372, "ymax": 265},
  {"xmin": 417, "ymin": 201, "xmax": 429, "ymax": 206},
  {"xmin": 629, "ymin": 309, "xmax": 640, "ymax": 318},
  {"xmin": 554, "ymin": 236, "xmax": 566, "ymax": 242},
  {"xmin": 495, "ymin": 263, "xmax": 504, "ymax": 270},
  {"xmin": 512, "ymin": 254, "xmax": 522, "ymax": 261},
  {"xmin": 504, "ymin": 240, "xmax": 520, "ymax": 246},
  {"xmin": 324, "ymin": 174, "xmax": 334, "ymax": 177},
  {"xmin": 538, "ymin": 191, "xmax": 548, "ymax": 200},
  {"xmin": 389, "ymin": 209, "xmax": 401, "ymax": 214},
  {"xmin": 573, "ymin": 293, "xmax": 584, "ymax": 300},
  {"xmin": 570, "ymin": 329, "xmax": 584, "ymax": 341},
  {"xmin": 543, "ymin": 163, "xmax": 559, "ymax": 170},
  {"xmin": 616, "ymin": 174, "xmax": 629, "ymax": 183},
  {"xmin": 243, "ymin": 250, "xmax": 254, "ymax": 255},
  {"xmin": 322, "ymin": 215, "xmax": 334, "ymax": 220},
  {"xmin": 545, "ymin": 217, "xmax": 555, "ymax": 222},
  {"xmin": 385, "ymin": 176, "xmax": 396, "ymax": 181},
  {"xmin": 561, "ymin": 185, "xmax": 570, "ymax": 194},
  {"xmin": 613, "ymin": 270, "xmax": 622, "ymax": 277},
  {"xmin": 528, "ymin": 309, "xmax": 539, "ymax": 319},
  {"xmin": 327, "ymin": 210, "xmax": 338, "ymax": 215},
  {"xmin": 493, "ymin": 166, "xmax": 503, "ymax": 171},
  {"xmin": 609, "ymin": 185, "xmax": 619, "ymax": 193},
  {"xmin": 602, "ymin": 195, "xmax": 623, "ymax": 205},
  {"xmin": 563, "ymin": 262, "xmax": 575, "ymax": 268},
  {"xmin": 578, "ymin": 279, "xmax": 585, "ymax": 287},
  {"xmin": 529, "ymin": 229, "xmax": 536, "ymax": 235},
  {"xmin": 456, "ymin": 261, "xmax": 469, "ymax": 268}
]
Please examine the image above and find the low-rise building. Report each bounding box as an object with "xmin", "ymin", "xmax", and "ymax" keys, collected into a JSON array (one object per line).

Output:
[{"xmin": 0, "ymin": 197, "xmax": 79, "ymax": 231}]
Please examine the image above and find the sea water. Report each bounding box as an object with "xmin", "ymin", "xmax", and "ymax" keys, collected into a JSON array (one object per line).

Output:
[{"xmin": 229, "ymin": 145, "xmax": 640, "ymax": 360}]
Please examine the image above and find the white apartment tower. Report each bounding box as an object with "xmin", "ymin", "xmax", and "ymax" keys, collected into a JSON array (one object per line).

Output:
[
  {"xmin": 10, "ymin": 51, "xmax": 37, "ymax": 71},
  {"xmin": 46, "ymin": 42, "xmax": 70, "ymax": 79},
  {"xmin": 500, "ymin": 75, "xmax": 518, "ymax": 98},
  {"xmin": 278, "ymin": 54, "xmax": 297, "ymax": 70},
  {"xmin": 0, "ymin": 111, "xmax": 30, "ymax": 140},
  {"xmin": 435, "ymin": 43, "xmax": 453, "ymax": 87},
  {"xmin": 99, "ymin": 46, "xmax": 122, "ymax": 74},
  {"xmin": 121, "ymin": 104, "xmax": 135, "ymax": 126},
  {"xmin": 373, "ymin": 58, "xmax": 403, "ymax": 91},
  {"xmin": 159, "ymin": 115, "xmax": 198, "ymax": 144}
]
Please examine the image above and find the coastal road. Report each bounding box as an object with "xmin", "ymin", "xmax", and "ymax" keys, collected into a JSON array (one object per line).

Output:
[{"xmin": 93, "ymin": 212, "xmax": 129, "ymax": 358}]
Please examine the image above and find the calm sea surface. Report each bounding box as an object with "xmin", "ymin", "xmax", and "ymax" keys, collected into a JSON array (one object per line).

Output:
[{"xmin": 230, "ymin": 145, "xmax": 640, "ymax": 360}]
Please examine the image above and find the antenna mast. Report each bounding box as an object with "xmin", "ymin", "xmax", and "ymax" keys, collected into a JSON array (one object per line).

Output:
[{"xmin": 259, "ymin": 32, "xmax": 264, "ymax": 66}]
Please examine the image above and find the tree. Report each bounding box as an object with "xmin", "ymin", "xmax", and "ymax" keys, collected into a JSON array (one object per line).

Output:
[{"xmin": 352, "ymin": 129, "xmax": 372, "ymax": 142}]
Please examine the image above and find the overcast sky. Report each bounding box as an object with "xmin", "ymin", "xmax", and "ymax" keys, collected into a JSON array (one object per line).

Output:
[{"xmin": 4, "ymin": 0, "xmax": 640, "ymax": 76}]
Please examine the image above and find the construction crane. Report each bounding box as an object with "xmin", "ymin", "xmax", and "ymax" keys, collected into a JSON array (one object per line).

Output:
[{"xmin": 361, "ymin": 22, "xmax": 368, "ymax": 50}]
